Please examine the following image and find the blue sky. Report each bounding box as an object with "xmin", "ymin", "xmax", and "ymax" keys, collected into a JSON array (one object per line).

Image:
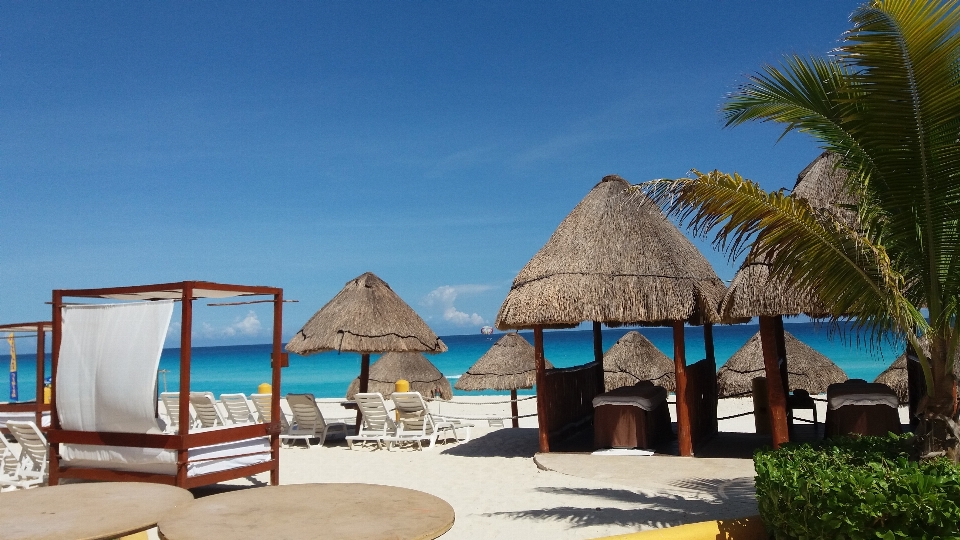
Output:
[{"xmin": 1, "ymin": 2, "xmax": 862, "ymax": 345}]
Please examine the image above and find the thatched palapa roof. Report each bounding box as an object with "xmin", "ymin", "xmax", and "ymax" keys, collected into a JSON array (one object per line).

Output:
[
  {"xmin": 286, "ymin": 272, "xmax": 447, "ymax": 355},
  {"xmin": 603, "ymin": 331, "xmax": 676, "ymax": 392},
  {"xmin": 455, "ymin": 332, "xmax": 554, "ymax": 391},
  {"xmin": 717, "ymin": 331, "xmax": 848, "ymax": 398},
  {"xmin": 496, "ymin": 175, "xmax": 727, "ymax": 329},
  {"xmin": 345, "ymin": 351, "xmax": 452, "ymax": 400},
  {"xmin": 720, "ymin": 152, "xmax": 853, "ymax": 321},
  {"xmin": 873, "ymin": 339, "xmax": 960, "ymax": 404}
]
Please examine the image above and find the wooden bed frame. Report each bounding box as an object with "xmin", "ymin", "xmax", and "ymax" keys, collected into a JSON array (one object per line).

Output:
[
  {"xmin": 0, "ymin": 321, "xmax": 51, "ymax": 433},
  {"xmin": 46, "ymin": 281, "xmax": 285, "ymax": 488}
]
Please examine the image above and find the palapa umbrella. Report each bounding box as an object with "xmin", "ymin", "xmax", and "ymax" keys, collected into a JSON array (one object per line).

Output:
[
  {"xmin": 345, "ymin": 351, "xmax": 452, "ymax": 401},
  {"xmin": 603, "ymin": 331, "xmax": 676, "ymax": 393},
  {"xmin": 455, "ymin": 332, "xmax": 554, "ymax": 427},
  {"xmin": 874, "ymin": 339, "xmax": 960, "ymax": 405},
  {"xmin": 719, "ymin": 151, "xmax": 852, "ymax": 447},
  {"xmin": 286, "ymin": 272, "xmax": 446, "ymax": 426},
  {"xmin": 495, "ymin": 175, "xmax": 727, "ymax": 455},
  {"xmin": 717, "ymin": 331, "xmax": 847, "ymax": 398}
]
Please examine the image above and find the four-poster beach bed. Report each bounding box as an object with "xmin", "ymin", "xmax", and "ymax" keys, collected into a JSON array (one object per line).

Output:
[
  {"xmin": 0, "ymin": 322, "xmax": 52, "ymax": 433},
  {"xmin": 496, "ymin": 175, "xmax": 729, "ymax": 456},
  {"xmin": 46, "ymin": 281, "xmax": 285, "ymax": 488}
]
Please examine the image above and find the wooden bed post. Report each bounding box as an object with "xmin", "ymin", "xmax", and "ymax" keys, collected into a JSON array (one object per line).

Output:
[
  {"xmin": 271, "ymin": 291, "xmax": 283, "ymax": 486},
  {"xmin": 592, "ymin": 321, "xmax": 605, "ymax": 394},
  {"xmin": 759, "ymin": 316, "xmax": 789, "ymax": 448},
  {"xmin": 177, "ymin": 284, "xmax": 193, "ymax": 487},
  {"xmin": 36, "ymin": 323, "xmax": 45, "ymax": 428},
  {"xmin": 534, "ymin": 325, "xmax": 549, "ymax": 453},
  {"xmin": 673, "ymin": 321, "xmax": 692, "ymax": 456},
  {"xmin": 49, "ymin": 291, "xmax": 63, "ymax": 485}
]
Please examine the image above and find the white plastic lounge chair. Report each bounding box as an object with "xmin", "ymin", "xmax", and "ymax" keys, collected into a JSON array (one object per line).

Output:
[
  {"xmin": 189, "ymin": 392, "xmax": 227, "ymax": 429},
  {"xmin": 1, "ymin": 434, "xmax": 20, "ymax": 485},
  {"xmin": 0, "ymin": 421, "xmax": 48, "ymax": 490},
  {"xmin": 160, "ymin": 392, "xmax": 196, "ymax": 432},
  {"xmin": 345, "ymin": 393, "xmax": 397, "ymax": 450},
  {"xmin": 384, "ymin": 392, "xmax": 459, "ymax": 451},
  {"xmin": 251, "ymin": 393, "xmax": 301, "ymax": 447},
  {"xmin": 285, "ymin": 393, "xmax": 349, "ymax": 447},
  {"xmin": 220, "ymin": 393, "xmax": 255, "ymax": 425}
]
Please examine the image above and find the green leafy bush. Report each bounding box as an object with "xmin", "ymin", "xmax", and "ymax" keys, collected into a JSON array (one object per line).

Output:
[{"xmin": 754, "ymin": 434, "xmax": 960, "ymax": 539}]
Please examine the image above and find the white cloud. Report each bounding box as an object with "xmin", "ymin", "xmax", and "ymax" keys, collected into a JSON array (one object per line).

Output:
[
  {"xmin": 197, "ymin": 311, "xmax": 263, "ymax": 339},
  {"xmin": 422, "ymin": 285, "xmax": 494, "ymax": 327}
]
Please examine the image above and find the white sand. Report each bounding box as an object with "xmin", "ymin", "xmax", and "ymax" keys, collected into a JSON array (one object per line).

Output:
[{"xmin": 72, "ymin": 396, "xmax": 914, "ymax": 539}]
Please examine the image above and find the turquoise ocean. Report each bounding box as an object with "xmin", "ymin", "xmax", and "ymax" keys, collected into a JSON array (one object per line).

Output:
[{"xmin": 0, "ymin": 322, "xmax": 904, "ymax": 402}]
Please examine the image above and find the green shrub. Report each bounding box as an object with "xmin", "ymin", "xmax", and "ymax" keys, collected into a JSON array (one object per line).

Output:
[{"xmin": 754, "ymin": 434, "xmax": 960, "ymax": 540}]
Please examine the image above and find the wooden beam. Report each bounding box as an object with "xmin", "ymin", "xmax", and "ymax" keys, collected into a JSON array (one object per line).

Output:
[
  {"xmin": 759, "ymin": 316, "xmax": 789, "ymax": 448},
  {"xmin": 534, "ymin": 326, "xmax": 549, "ymax": 453},
  {"xmin": 49, "ymin": 290, "xmax": 62, "ymax": 485},
  {"xmin": 673, "ymin": 321, "xmax": 692, "ymax": 456},
  {"xmin": 271, "ymin": 291, "xmax": 283, "ymax": 487},
  {"xmin": 177, "ymin": 285, "xmax": 193, "ymax": 487},
  {"xmin": 36, "ymin": 324, "xmax": 45, "ymax": 427},
  {"xmin": 511, "ymin": 389, "xmax": 519, "ymax": 428},
  {"xmin": 356, "ymin": 353, "xmax": 371, "ymax": 432},
  {"xmin": 592, "ymin": 321, "xmax": 606, "ymax": 394}
]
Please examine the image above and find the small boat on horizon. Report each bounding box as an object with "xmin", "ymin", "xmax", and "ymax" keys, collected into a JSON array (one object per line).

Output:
[{"xmin": 480, "ymin": 325, "xmax": 494, "ymax": 335}]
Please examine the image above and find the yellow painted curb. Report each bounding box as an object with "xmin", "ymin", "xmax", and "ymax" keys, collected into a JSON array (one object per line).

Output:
[{"xmin": 591, "ymin": 515, "xmax": 767, "ymax": 540}]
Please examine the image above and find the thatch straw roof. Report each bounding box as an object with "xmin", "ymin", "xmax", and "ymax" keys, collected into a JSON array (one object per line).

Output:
[
  {"xmin": 873, "ymin": 339, "xmax": 960, "ymax": 404},
  {"xmin": 603, "ymin": 331, "xmax": 676, "ymax": 392},
  {"xmin": 286, "ymin": 272, "xmax": 447, "ymax": 355},
  {"xmin": 345, "ymin": 351, "xmax": 452, "ymax": 400},
  {"xmin": 717, "ymin": 331, "xmax": 848, "ymax": 397},
  {"xmin": 720, "ymin": 152, "xmax": 853, "ymax": 321},
  {"xmin": 496, "ymin": 175, "xmax": 727, "ymax": 329},
  {"xmin": 454, "ymin": 332, "xmax": 554, "ymax": 391}
]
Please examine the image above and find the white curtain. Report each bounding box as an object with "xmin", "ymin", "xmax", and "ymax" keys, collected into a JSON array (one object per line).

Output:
[{"xmin": 57, "ymin": 300, "xmax": 173, "ymax": 434}]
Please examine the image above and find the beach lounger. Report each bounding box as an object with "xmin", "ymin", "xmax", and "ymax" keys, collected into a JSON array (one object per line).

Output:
[
  {"xmin": 220, "ymin": 393, "xmax": 255, "ymax": 425},
  {"xmin": 383, "ymin": 392, "xmax": 458, "ymax": 451},
  {"xmin": 0, "ymin": 421, "xmax": 48, "ymax": 490},
  {"xmin": 286, "ymin": 393, "xmax": 349, "ymax": 447},
  {"xmin": 1, "ymin": 433, "xmax": 19, "ymax": 484},
  {"xmin": 346, "ymin": 393, "xmax": 397, "ymax": 450},
  {"xmin": 160, "ymin": 392, "xmax": 197, "ymax": 432},
  {"xmin": 251, "ymin": 393, "xmax": 303, "ymax": 447},
  {"xmin": 189, "ymin": 392, "xmax": 227, "ymax": 429}
]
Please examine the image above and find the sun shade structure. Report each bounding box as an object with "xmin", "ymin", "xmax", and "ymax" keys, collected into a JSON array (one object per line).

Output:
[
  {"xmin": 455, "ymin": 332, "xmax": 554, "ymax": 428},
  {"xmin": 47, "ymin": 281, "xmax": 285, "ymax": 489},
  {"xmin": 603, "ymin": 331, "xmax": 676, "ymax": 393},
  {"xmin": 496, "ymin": 175, "xmax": 727, "ymax": 455},
  {"xmin": 874, "ymin": 339, "xmax": 960, "ymax": 430},
  {"xmin": 718, "ymin": 152, "xmax": 853, "ymax": 449},
  {"xmin": 0, "ymin": 322, "xmax": 52, "ymax": 432},
  {"xmin": 286, "ymin": 272, "xmax": 446, "ymax": 428},
  {"xmin": 346, "ymin": 351, "xmax": 452, "ymax": 401},
  {"xmin": 717, "ymin": 331, "xmax": 848, "ymax": 398}
]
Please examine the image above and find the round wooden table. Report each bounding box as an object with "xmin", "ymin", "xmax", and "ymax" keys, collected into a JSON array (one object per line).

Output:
[
  {"xmin": 0, "ymin": 482, "xmax": 193, "ymax": 540},
  {"xmin": 158, "ymin": 483, "xmax": 455, "ymax": 540}
]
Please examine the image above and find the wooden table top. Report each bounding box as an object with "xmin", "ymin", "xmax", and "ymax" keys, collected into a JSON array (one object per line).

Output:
[
  {"xmin": 158, "ymin": 483, "xmax": 455, "ymax": 540},
  {"xmin": 0, "ymin": 482, "xmax": 193, "ymax": 540}
]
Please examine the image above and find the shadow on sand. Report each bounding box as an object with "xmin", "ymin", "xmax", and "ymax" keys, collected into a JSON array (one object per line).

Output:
[
  {"xmin": 481, "ymin": 478, "xmax": 756, "ymax": 529},
  {"xmin": 439, "ymin": 428, "xmax": 541, "ymax": 458}
]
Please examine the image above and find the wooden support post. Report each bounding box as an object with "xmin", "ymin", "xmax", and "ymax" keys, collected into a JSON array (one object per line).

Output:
[
  {"xmin": 177, "ymin": 285, "xmax": 193, "ymax": 487},
  {"xmin": 703, "ymin": 322, "xmax": 718, "ymax": 437},
  {"xmin": 511, "ymin": 389, "xmax": 519, "ymax": 428},
  {"xmin": 356, "ymin": 353, "xmax": 371, "ymax": 432},
  {"xmin": 673, "ymin": 321, "xmax": 692, "ymax": 456},
  {"xmin": 36, "ymin": 324, "xmax": 45, "ymax": 427},
  {"xmin": 534, "ymin": 326, "xmax": 550, "ymax": 453},
  {"xmin": 759, "ymin": 316, "xmax": 789, "ymax": 448},
  {"xmin": 49, "ymin": 291, "xmax": 62, "ymax": 486},
  {"xmin": 703, "ymin": 322, "xmax": 715, "ymax": 364},
  {"xmin": 593, "ymin": 321, "xmax": 606, "ymax": 394},
  {"xmin": 270, "ymin": 291, "xmax": 283, "ymax": 486}
]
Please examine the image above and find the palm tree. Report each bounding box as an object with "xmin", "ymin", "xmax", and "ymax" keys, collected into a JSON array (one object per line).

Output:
[{"xmin": 641, "ymin": 0, "xmax": 960, "ymax": 458}]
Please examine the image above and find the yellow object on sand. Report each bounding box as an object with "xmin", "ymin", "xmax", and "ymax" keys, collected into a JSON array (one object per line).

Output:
[
  {"xmin": 119, "ymin": 531, "xmax": 149, "ymax": 540},
  {"xmin": 592, "ymin": 515, "xmax": 766, "ymax": 540},
  {"xmin": 394, "ymin": 379, "xmax": 410, "ymax": 393},
  {"xmin": 258, "ymin": 382, "xmax": 272, "ymax": 394}
]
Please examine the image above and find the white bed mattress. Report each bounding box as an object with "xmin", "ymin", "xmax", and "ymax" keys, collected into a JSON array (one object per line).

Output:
[
  {"xmin": 0, "ymin": 410, "xmax": 51, "ymax": 428},
  {"xmin": 60, "ymin": 429, "xmax": 271, "ymax": 477}
]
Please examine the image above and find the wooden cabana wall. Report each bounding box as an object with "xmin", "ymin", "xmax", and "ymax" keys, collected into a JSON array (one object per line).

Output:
[
  {"xmin": 46, "ymin": 281, "xmax": 285, "ymax": 488},
  {"xmin": 671, "ymin": 322, "xmax": 718, "ymax": 455},
  {"xmin": 0, "ymin": 322, "xmax": 51, "ymax": 433}
]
